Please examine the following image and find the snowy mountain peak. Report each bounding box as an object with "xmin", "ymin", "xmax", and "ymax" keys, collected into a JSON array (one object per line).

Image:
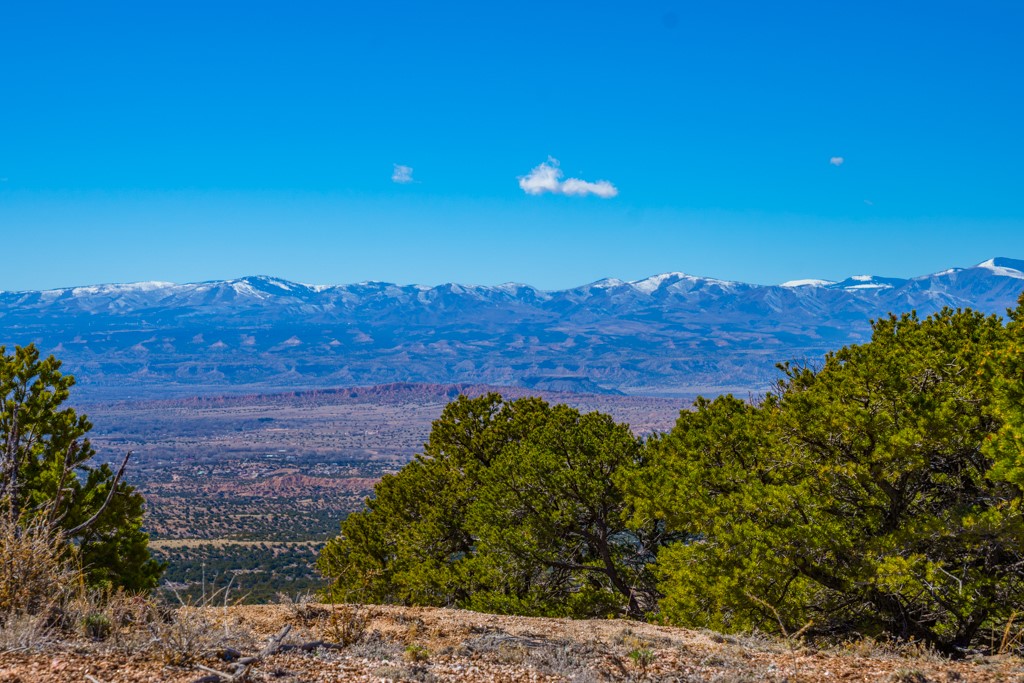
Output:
[
  {"xmin": 780, "ymin": 279, "xmax": 835, "ymax": 288},
  {"xmin": 828, "ymin": 274, "xmax": 907, "ymax": 291},
  {"xmin": 629, "ymin": 272, "xmax": 689, "ymax": 293},
  {"xmin": 628, "ymin": 272, "xmax": 740, "ymax": 294},
  {"xmin": 493, "ymin": 282, "xmax": 535, "ymax": 293},
  {"xmin": 975, "ymin": 257, "xmax": 1024, "ymax": 279},
  {"xmin": 587, "ymin": 278, "xmax": 627, "ymax": 289},
  {"xmin": 232, "ymin": 275, "xmax": 310, "ymax": 293},
  {"xmin": 927, "ymin": 268, "xmax": 963, "ymax": 278},
  {"xmin": 67, "ymin": 281, "xmax": 175, "ymax": 297}
]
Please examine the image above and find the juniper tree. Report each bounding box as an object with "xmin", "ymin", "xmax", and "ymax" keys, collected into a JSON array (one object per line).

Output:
[
  {"xmin": 317, "ymin": 394, "xmax": 665, "ymax": 617},
  {"xmin": 0, "ymin": 345, "xmax": 163, "ymax": 591},
  {"xmin": 633, "ymin": 307, "xmax": 1024, "ymax": 653}
]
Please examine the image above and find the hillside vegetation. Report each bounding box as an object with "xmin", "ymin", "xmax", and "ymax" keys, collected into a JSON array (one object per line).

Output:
[{"xmin": 320, "ymin": 298, "xmax": 1024, "ymax": 656}]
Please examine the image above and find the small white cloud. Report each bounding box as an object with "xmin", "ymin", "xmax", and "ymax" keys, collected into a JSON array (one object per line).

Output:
[
  {"xmin": 392, "ymin": 164, "xmax": 414, "ymax": 183},
  {"xmin": 863, "ymin": 199, "xmax": 874, "ymax": 206},
  {"xmin": 830, "ymin": 156, "xmax": 844, "ymax": 167},
  {"xmin": 560, "ymin": 177, "xmax": 619, "ymax": 198},
  {"xmin": 519, "ymin": 158, "xmax": 562, "ymax": 195},
  {"xmin": 518, "ymin": 157, "xmax": 618, "ymax": 198}
]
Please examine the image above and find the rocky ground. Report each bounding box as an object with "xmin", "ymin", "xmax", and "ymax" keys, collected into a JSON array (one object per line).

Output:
[{"xmin": 2, "ymin": 604, "xmax": 1022, "ymax": 682}]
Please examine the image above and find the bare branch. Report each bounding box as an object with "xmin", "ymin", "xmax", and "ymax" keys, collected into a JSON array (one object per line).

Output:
[
  {"xmin": 44, "ymin": 440, "xmax": 79, "ymax": 529},
  {"xmin": 1, "ymin": 404, "xmax": 21, "ymax": 516},
  {"xmin": 66, "ymin": 451, "xmax": 132, "ymax": 536}
]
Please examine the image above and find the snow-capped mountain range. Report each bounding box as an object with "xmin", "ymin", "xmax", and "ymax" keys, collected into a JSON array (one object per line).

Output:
[{"xmin": 2, "ymin": 258, "xmax": 1023, "ymax": 399}]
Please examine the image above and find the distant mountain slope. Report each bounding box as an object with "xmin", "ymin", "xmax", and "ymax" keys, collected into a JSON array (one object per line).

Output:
[{"xmin": 2, "ymin": 258, "xmax": 1023, "ymax": 399}]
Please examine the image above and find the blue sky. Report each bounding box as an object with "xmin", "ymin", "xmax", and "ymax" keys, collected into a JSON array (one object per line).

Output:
[{"xmin": 2, "ymin": 1, "xmax": 1023, "ymax": 290}]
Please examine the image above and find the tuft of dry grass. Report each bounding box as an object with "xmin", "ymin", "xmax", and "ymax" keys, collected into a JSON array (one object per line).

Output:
[
  {"xmin": 326, "ymin": 604, "xmax": 370, "ymax": 646},
  {"xmin": 148, "ymin": 582, "xmax": 254, "ymax": 666},
  {"xmin": 58, "ymin": 587, "xmax": 156, "ymax": 653},
  {"xmin": 997, "ymin": 611, "xmax": 1024, "ymax": 655},
  {"xmin": 2, "ymin": 514, "xmax": 169, "ymax": 656},
  {"xmin": 0, "ymin": 514, "xmax": 79, "ymax": 651},
  {"xmin": 0, "ymin": 612, "xmax": 53, "ymax": 652},
  {"xmin": 0, "ymin": 514, "xmax": 77, "ymax": 617},
  {"xmin": 278, "ymin": 592, "xmax": 374, "ymax": 649},
  {"xmin": 833, "ymin": 635, "xmax": 947, "ymax": 666}
]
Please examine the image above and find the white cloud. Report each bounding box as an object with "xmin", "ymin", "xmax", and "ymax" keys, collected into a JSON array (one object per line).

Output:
[
  {"xmin": 518, "ymin": 158, "xmax": 562, "ymax": 194},
  {"xmin": 560, "ymin": 177, "xmax": 618, "ymax": 198},
  {"xmin": 830, "ymin": 156, "xmax": 844, "ymax": 167},
  {"xmin": 518, "ymin": 157, "xmax": 618, "ymax": 198},
  {"xmin": 392, "ymin": 164, "xmax": 414, "ymax": 183}
]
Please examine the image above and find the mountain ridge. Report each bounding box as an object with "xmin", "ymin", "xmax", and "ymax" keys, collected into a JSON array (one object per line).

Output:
[
  {"xmin": 9, "ymin": 255, "xmax": 1024, "ymax": 297},
  {"xmin": 2, "ymin": 258, "xmax": 1023, "ymax": 400}
]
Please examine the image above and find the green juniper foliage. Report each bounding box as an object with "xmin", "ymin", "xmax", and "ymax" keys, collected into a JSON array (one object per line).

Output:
[
  {"xmin": 317, "ymin": 394, "xmax": 667, "ymax": 617},
  {"xmin": 986, "ymin": 299, "xmax": 1024, "ymax": 488},
  {"xmin": 628, "ymin": 305, "xmax": 1024, "ymax": 653},
  {"xmin": 321, "ymin": 295, "xmax": 1024, "ymax": 654},
  {"xmin": 0, "ymin": 345, "xmax": 163, "ymax": 591},
  {"xmin": 468, "ymin": 405, "xmax": 669, "ymax": 617}
]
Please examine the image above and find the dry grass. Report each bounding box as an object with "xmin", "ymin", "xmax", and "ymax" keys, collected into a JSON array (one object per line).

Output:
[
  {"xmin": 997, "ymin": 611, "xmax": 1024, "ymax": 656},
  {"xmin": 0, "ymin": 514, "xmax": 77, "ymax": 618},
  {"xmin": 1, "ymin": 603, "xmax": 1022, "ymax": 682},
  {"xmin": 148, "ymin": 581, "xmax": 255, "ymax": 666},
  {"xmin": 832, "ymin": 635, "xmax": 948, "ymax": 665},
  {"xmin": 1, "ymin": 516, "xmax": 259, "ymax": 669},
  {"xmin": 278, "ymin": 591, "xmax": 373, "ymax": 648},
  {"xmin": 0, "ymin": 514, "xmax": 79, "ymax": 652},
  {"xmin": 59, "ymin": 587, "xmax": 155, "ymax": 653},
  {"xmin": 0, "ymin": 612, "xmax": 52, "ymax": 652}
]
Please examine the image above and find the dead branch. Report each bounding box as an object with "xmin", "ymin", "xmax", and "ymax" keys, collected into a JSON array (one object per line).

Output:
[
  {"xmin": 744, "ymin": 591, "xmax": 790, "ymax": 638},
  {"xmin": 1, "ymin": 404, "xmax": 21, "ymax": 516},
  {"xmin": 185, "ymin": 625, "xmax": 352, "ymax": 682},
  {"xmin": 42, "ymin": 441, "xmax": 79, "ymax": 529},
  {"xmin": 220, "ymin": 624, "xmax": 292, "ymax": 682},
  {"xmin": 65, "ymin": 451, "xmax": 132, "ymax": 536}
]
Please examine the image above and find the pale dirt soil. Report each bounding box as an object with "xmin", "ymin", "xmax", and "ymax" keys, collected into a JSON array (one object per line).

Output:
[{"xmin": 2, "ymin": 604, "xmax": 1022, "ymax": 682}]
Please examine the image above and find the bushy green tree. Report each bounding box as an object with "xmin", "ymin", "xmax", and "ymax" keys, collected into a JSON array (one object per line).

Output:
[
  {"xmin": 0, "ymin": 345, "xmax": 163, "ymax": 591},
  {"xmin": 627, "ymin": 394, "xmax": 801, "ymax": 633},
  {"xmin": 986, "ymin": 295, "xmax": 1024, "ymax": 489},
  {"xmin": 317, "ymin": 394, "xmax": 551, "ymax": 605},
  {"xmin": 317, "ymin": 394, "xmax": 663, "ymax": 617},
  {"xmin": 469, "ymin": 405, "xmax": 668, "ymax": 617},
  {"xmin": 633, "ymin": 308, "xmax": 1024, "ymax": 653}
]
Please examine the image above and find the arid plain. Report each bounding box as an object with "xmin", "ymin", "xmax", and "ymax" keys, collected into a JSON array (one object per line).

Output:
[{"xmin": 77, "ymin": 383, "xmax": 687, "ymax": 601}]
